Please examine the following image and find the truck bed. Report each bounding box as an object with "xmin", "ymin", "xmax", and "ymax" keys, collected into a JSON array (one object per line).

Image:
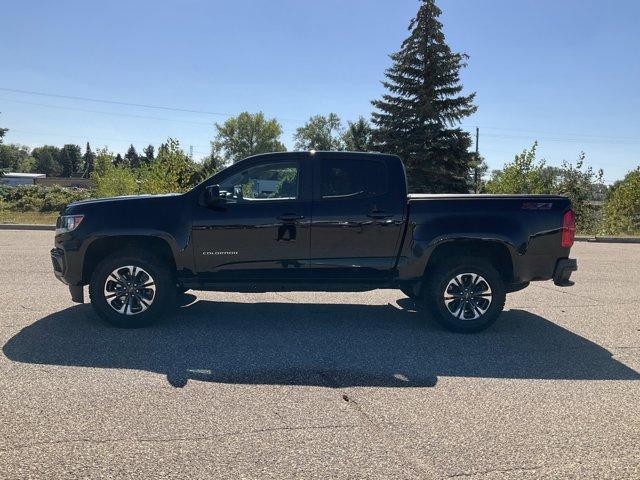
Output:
[{"xmin": 399, "ymin": 193, "xmax": 573, "ymax": 284}]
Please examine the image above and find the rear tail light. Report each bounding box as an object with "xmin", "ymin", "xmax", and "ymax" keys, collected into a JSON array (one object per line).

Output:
[{"xmin": 561, "ymin": 210, "xmax": 576, "ymax": 248}]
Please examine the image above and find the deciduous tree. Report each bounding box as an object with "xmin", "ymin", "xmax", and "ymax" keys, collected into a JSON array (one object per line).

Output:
[
  {"xmin": 141, "ymin": 138, "xmax": 197, "ymax": 193},
  {"xmin": 59, "ymin": 144, "xmax": 83, "ymax": 176},
  {"xmin": 294, "ymin": 113, "xmax": 344, "ymax": 151},
  {"xmin": 0, "ymin": 144, "xmax": 36, "ymax": 172},
  {"xmin": 32, "ymin": 145, "xmax": 63, "ymax": 176},
  {"xmin": 342, "ymin": 117, "xmax": 374, "ymax": 152},
  {"xmin": 214, "ymin": 112, "xmax": 285, "ymax": 163},
  {"xmin": 194, "ymin": 145, "xmax": 226, "ymax": 184},
  {"xmin": 602, "ymin": 168, "xmax": 640, "ymax": 235},
  {"xmin": 554, "ymin": 152, "xmax": 604, "ymax": 233},
  {"xmin": 484, "ymin": 142, "xmax": 551, "ymax": 194},
  {"xmin": 93, "ymin": 148, "xmax": 115, "ymax": 177},
  {"xmin": 486, "ymin": 144, "xmax": 605, "ymax": 233}
]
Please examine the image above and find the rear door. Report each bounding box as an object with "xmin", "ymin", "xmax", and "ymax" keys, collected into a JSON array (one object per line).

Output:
[{"xmin": 309, "ymin": 154, "xmax": 406, "ymax": 280}]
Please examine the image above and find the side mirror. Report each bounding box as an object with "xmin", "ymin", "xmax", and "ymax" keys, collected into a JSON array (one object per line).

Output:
[{"xmin": 204, "ymin": 184, "xmax": 224, "ymax": 206}]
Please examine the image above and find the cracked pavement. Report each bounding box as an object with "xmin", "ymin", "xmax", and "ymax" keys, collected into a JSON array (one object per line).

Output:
[{"xmin": 0, "ymin": 230, "xmax": 639, "ymax": 479}]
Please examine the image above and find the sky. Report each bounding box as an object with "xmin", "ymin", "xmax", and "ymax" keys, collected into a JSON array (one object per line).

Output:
[{"xmin": 1, "ymin": 0, "xmax": 639, "ymax": 183}]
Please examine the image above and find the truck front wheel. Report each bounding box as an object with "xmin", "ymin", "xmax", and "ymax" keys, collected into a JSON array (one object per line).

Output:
[
  {"xmin": 424, "ymin": 257, "xmax": 506, "ymax": 333},
  {"xmin": 89, "ymin": 249, "xmax": 176, "ymax": 328}
]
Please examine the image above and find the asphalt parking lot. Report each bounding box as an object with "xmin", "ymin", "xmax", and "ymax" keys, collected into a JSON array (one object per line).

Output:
[{"xmin": 1, "ymin": 230, "xmax": 639, "ymax": 479}]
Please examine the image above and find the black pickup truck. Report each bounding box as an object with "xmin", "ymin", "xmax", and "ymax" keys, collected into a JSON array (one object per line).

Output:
[{"xmin": 51, "ymin": 151, "xmax": 577, "ymax": 332}]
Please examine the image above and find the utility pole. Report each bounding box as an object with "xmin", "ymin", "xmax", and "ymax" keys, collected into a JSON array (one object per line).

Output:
[{"xmin": 474, "ymin": 127, "xmax": 480, "ymax": 193}]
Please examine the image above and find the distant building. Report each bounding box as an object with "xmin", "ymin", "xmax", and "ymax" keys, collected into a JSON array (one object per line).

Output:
[
  {"xmin": 0, "ymin": 172, "xmax": 46, "ymax": 186},
  {"xmin": 0, "ymin": 173, "xmax": 94, "ymax": 189},
  {"xmin": 35, "ymin": 177, "xmax": 94, "ymax": 189}
]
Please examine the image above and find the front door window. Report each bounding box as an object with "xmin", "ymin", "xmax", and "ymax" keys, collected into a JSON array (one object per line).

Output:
[{"xmin": 219, "ymin": 162, "xmax": 299, "ymax": 202}]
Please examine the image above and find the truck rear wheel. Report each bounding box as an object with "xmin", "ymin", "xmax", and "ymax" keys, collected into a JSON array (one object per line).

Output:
[
  {"xmin": 424, "ymin": 257, "xmax": 506, "ymax": 333},
  {"xmin": 89, "ymin": 249, "xmax": 176, "ymax": 328}
]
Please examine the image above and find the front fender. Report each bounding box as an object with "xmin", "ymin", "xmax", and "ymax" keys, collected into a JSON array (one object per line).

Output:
[{"xmin": 56, "ymin": 228, "xmax": 193, "ymax": 286}]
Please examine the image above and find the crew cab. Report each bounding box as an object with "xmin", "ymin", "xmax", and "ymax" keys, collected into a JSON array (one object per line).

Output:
[{"xmin": 51, "ymin": 151, "xmax": 577, "ymax": 332}]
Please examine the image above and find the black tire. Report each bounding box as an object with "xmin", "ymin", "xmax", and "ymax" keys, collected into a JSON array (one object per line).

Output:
[
  {"xmin": 423, "ymin": 257, "xmax": 506, "ymax": 333},
  {"xmin": 89, "ymin": 249, "xmax": 176, "ymax": 328}
]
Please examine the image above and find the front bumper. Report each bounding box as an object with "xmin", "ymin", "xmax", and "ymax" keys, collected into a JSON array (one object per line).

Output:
[
  {"xmin": 553, "ymin": 258, "xmax": 577, "ymax": 286},
  {"xmin": 51, "ymin": 247, "xmax": 85, "ymax": 303},
  {"xmin": 51, "ymin": 247, "xmax": 67, "ymax": 283}
]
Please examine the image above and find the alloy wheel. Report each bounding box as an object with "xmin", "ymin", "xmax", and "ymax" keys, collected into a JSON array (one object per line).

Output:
[
  {"xmin": 103, "ymin": 265, "xmax": 156, "ymax": 315},
  {"xmin": 443, "ymin": 272, "xmax": 492, "ymax": 321}
]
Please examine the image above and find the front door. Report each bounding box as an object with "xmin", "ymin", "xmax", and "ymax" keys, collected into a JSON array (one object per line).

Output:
[{"xmin": 192, "ymin": 156, "xmax": 311, "ymax": 282}]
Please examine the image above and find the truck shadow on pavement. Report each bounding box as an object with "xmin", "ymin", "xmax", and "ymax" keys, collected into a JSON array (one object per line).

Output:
[{"xmin": 4, "ymin": 296, "xmax": 640, "ymax": 388}]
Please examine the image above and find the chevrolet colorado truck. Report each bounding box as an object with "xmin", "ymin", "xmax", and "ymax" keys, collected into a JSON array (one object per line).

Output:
[{"xmin": 51, "ymin": 151, "xmax": 577, "ymax": 332}]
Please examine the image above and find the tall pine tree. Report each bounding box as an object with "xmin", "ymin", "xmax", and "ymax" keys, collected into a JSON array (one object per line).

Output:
[
  {"xmin": 371, "ymin": 0, "xmax": 477, "ymax": 193},
  {"xmin": 83, "ymin": 142, "xmax": 96, "ymax": 178},
  {"xmin": 113, "ymin": 153, "xmax": 126, "ymax": 168},
  {"xmin": 125, "ymin": 144, "xmax": 140, "ymax": 168},
  {"xmin": 142, "ymin": 144, "xmax": 155, "ymax": 164}
]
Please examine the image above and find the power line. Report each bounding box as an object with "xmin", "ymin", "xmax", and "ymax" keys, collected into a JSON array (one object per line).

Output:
[
  {"xmin": 462, "ymin": 125, "xmax": 640, "ymax": 142},
  {"xmin": 0, "ymin": 96, "xmax": 299, "ymax": 136},
  {"xmin": 479, "ymin": 132, "xmax": 640, "ymax": 146},
  {"xmin": 0, "ymin": 87, "xmax": 304, "ymax": 122},
  {"xmin": 0, "ymin": 97, "xmax": 214, "ymax": 127},
  {"xmin": 0, "ymin": 87, "xmax": 238, "ymax": 117}
]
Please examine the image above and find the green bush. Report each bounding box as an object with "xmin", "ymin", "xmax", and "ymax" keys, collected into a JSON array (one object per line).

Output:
[
  {"xmin": 485, "ymin": 144, "xmax": 605, "ymax": 234},
  {"xmin": 601, "ymin": 168, "xmax": 640, "ymax": 235},
  {"xmin": 92, "ymin": 166, "xmax": 139, "ymax": 198},
  {"xmin": 0, "ymin": 185, "xmax": 92, "ymax": 212},
  {"xmin": 485, "ymin": 142, "xmax": 552, "ymax": 195},
  {"xmin": 139, "ymin": 138, "xmax": 198, "ymax": 194}
]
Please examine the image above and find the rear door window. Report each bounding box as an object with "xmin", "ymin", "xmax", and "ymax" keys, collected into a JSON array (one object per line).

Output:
[{"xmin": 320, "ymin": 159, "xmax": 387, "ymax": 199}]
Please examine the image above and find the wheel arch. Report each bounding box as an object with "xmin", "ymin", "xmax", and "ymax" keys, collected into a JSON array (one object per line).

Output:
[
  {"xmin": 82, "ymin": 234, "xmax": 177, "ymax": 284},
  {"xmin": 423, "ymin": 239, "xmax": 515, "ymax": 285}
]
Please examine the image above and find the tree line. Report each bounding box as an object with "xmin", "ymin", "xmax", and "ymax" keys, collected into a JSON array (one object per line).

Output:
[
  {"xmin": 0, "ymin": 139, "xmax": 158, "ymax": 178},
  {"xmin": 0, "ymin": 112, "xmax": 380, "ymax": 179}
]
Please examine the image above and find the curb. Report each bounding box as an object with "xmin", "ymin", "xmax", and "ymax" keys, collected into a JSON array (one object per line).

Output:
[
  {"xmin": 575, "ymin": 236, "xmax": 640, "ymax": 244},
  {"xmin": 0, "ymin": 224, "xmax": 55, "ymax": 231}
]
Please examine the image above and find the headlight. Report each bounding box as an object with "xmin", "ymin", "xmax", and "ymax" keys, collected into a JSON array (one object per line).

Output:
[{"xmin": 56, "ymin": 215, "xmax": 84, "ymax": 234}]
